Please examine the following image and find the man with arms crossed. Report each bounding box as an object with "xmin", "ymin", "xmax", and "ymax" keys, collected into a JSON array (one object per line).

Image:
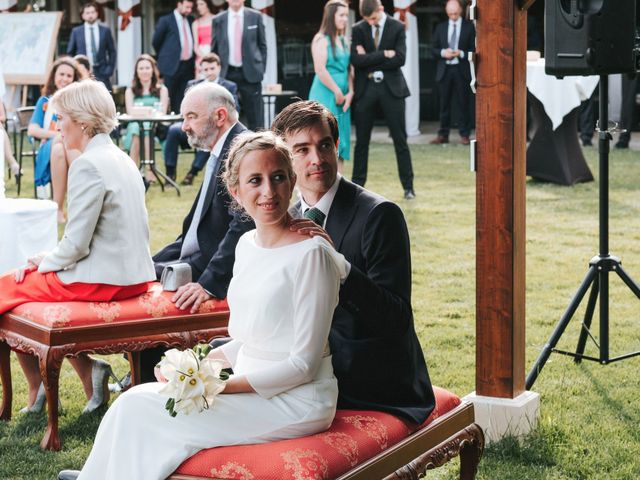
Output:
[{"xmin": 273, "ymin": 101, "xmax": 434, "ymax": 424}]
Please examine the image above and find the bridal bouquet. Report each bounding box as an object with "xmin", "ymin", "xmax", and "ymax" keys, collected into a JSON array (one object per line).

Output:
[{"xmin": 158, "ymin": 343, "xmax": 229, "ymax": 417}]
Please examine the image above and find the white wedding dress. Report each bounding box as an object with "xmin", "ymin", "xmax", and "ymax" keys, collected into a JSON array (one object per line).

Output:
[{"xmin": 78, "ymin": 233, "xmax": 345, "ymax": 480}]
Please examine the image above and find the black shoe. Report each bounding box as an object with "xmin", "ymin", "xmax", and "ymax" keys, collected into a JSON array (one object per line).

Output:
[
  {"xmin": 582, "ymin": 138, "xmax": 593, "ymax": 147},
  {"xmin": 58, "ymin": 470, "xmax": 81, "ymax": 480},
  {"xmin": 181, "ymin": 172, "xmax": 196, "ymax": 185},
  {"xmin": 404, "ymin": 189, "xmax": 416, "ymax": 200},
  {"xmin": 166, "ymin": 167, "xmax": 176, "ymax": 181},
  {"xmin": 615, "ymin": 140, "xmax": 629, "ymax": 149}
]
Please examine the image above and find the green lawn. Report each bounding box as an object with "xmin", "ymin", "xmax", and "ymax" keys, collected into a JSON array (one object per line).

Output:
[{"xmin": 1, "ymin": 141, "xmax": 640, "ymax": 479}]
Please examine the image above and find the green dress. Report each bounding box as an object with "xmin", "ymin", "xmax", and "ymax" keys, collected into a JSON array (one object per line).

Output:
[
  {"xmin": 122, "ymin": 93, "xmax": 161, "ymax": 152},
  {"xmin": 308, "ymin": 35, "xmax": 351, "ymax": 161}
]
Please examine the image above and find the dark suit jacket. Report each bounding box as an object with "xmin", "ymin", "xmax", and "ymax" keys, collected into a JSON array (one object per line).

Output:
[
  {"xmin": 153, "ymin": 123, "xmax": 254, "ymax": 298},
  {"xmin": 294, "ymin": 178, "xmax": 434, "ymax": 424},
  {"xmin": 211, "ymin": 8, "xmax": 267, "ymax": 84},
  {"xmin": 186, "ymin": 77, "xmax": 240, "ymax": 112},
  {"xmin": 350, "ymin": 15, "xmax": 410, "ymax": 101},
  {"xmin": 152, "ymin": 12, "xmax": 195, "ymax": 77},
  {"xmin": 67, "ymin": 24, "xmax": 116, "ymax": 86},
  {"xmin": 431, "ymin": 18, "xmax": 476, "ymax": 83}
]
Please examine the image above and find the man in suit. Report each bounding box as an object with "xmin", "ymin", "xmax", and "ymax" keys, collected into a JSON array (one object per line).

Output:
[
  {"xmin": 152, "ymin": 0, "xmax": 196, "ymax": 115},
  {"xmin": 138, "ymin": 82, "xmax": 253, "ymax": 381},
  {"xmin": 351, "ymin": 0, "xmax": 415, "ymax": 200},
  {"xmin": 212, "ymin": 0, "xmax": 267, "ymax": 131},
  {"xmin": 162, "ymin": 53, "xmax": 239, "ymax": 184},
  {"xmin": 272, "ymin": 100, "xmax": 435, "ymax": 425},
  {"xmin": 66, "ymin": 2, "xmax": 116, "ymax": 90},
  {"xmin": 430, "ymin": 0, "xmax": 476, "ymax": 145}
]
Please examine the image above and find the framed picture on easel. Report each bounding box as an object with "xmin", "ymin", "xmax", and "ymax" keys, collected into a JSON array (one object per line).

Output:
[{"xmin": 0, "ymin": 11, "xmax": 63, "ymax": 104}]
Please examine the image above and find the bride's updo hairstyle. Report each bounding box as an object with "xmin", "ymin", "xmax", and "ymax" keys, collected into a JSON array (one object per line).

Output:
[{"xmin": 223, "ymin": 130, "xmax": 296, "ymax": 213}]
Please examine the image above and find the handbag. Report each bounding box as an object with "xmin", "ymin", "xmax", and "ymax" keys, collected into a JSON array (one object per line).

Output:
[{"xmin": 160, "ymin": 263, "xmax": 192, "ymax": 291}]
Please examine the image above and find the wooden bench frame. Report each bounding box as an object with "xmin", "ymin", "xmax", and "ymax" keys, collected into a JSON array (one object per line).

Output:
[
  {"xmin": 168, "ymin": 402, "xmax": 484, "ymax": 480},
  {"xmin": 0, "ymin": 309, "xmax": 229, "ymax": 450}
]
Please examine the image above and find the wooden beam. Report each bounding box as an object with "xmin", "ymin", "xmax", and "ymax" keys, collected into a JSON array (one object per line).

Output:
[{"xmin": 475, "ymin": 0, "xmax": 527, "ymax": 398}]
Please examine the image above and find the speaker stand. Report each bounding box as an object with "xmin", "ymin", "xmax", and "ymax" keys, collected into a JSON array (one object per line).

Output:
[{"xmin": 526, "ymin": 75, "xmax": 640, "ymax": 390}]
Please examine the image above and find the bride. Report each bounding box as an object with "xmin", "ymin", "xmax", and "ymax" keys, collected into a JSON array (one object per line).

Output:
[{"xmin": 59, "ymin": 130, "xmax": 346, "ymax": 480}]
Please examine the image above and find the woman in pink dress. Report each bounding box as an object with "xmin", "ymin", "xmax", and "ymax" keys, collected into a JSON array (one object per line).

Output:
[{"xmin": 192, "ymin": 0, "xmax": 215, "ymax": 71}]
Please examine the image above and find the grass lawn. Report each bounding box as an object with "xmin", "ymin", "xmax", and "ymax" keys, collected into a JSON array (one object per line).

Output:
[{"xmin": 1, "ymin": 141, "xmax": 640, "ymax": 479}]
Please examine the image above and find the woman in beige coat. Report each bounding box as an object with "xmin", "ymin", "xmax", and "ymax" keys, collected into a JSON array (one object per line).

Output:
[{"xmin": 0, "ymin": 80, "xmax": 156, "ymax": 414}]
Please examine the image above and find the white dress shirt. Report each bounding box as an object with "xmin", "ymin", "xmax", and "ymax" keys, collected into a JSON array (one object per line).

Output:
[
  {"xmin": 174, "ymin": 9, "xmax": 193, "ymax": 60},
  {"xmin": 443, "ymin": 18, "xmax": 464, "ymax": 65},
  {"xmin": 83, "ymin": 22, "xmax": 100, "ymax": 66},
  {"xmin": 227, "ymin": 7, "xmax": 245, "ymax": 67},
  {"xmin": 298, "ymin": 174, "xmax": 351, "ymax": 279},
  {"xmin": 370, "ymin": 11, "xmax": 387, "ymax": 47}
]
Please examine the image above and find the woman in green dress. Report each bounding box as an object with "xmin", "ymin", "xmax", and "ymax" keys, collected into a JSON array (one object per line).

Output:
[
  {"xmin": 123, "ymin": 54, "xmax": 169, "ymax": 174},
  {"xmin": 308, "ymin": 0, "xmax": 353, "ymax": 171}
]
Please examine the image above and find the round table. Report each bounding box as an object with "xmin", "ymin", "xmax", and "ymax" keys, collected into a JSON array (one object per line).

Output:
[
  {"xmin": 0, "ymin": 199, "xmax": 57, "ymax": 273},
  {"xmin": 117, "ymin": 113, "xmax": 183, "ymax": 195},
  {"xmin": 526, "ymin": 59, "xmax": 599, "ymax": 185}
]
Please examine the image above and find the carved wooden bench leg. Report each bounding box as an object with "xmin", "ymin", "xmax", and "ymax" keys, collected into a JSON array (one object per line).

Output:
[
  {"xmin": 459, "ymin": 424, "xmax": 485, "ymax": 480},
  {"xmin": 128, "ymin": 351, "xmax": 142, "ymax": 386},
  {"xmin": 0, "ymin": 340, "xmax": 12, "ymax": 420},
  {"xmin": 38, "ymin": 346, "xmax": 64, "ymax": 451}
]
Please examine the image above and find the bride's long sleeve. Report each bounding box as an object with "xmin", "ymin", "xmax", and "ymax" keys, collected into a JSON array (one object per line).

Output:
[{"xmin": 244, "ymin": 244, "xmax": 343, "ymax": 398}]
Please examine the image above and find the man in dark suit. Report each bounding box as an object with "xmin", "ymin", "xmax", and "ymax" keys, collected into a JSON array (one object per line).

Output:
[
  {"xmin": 212, "ymin": 0, "xmax": 267, "ymax": 131},
  {"xmin": 152, "ymin": 0, "xmax": 196, "ymax": 115},
  {"xmin": 66, "ymin": 2, "xmax": 116, "ymax": 90},
  {"xmin": 430, "ymin": 0, "xmax": 476, "ymax": 145},
  {"xmin": 138, "ymin": 82, "xmax": 253, "ymax": 381},
  {"xmin": 351, "ymin": 0, "xmax": 415, "ymax": 200},
  {"xmin": 272, "ymin": 100, "xmax": 435, "ymax": 425},
  {"xmin": 162, "ymin": 53, "xmax": 239, "ymax": 183}
]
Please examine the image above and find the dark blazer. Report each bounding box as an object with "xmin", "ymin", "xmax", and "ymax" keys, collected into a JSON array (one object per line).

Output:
[
  {"xmin": 152, "ymin": 12, "xmax": 195, "ymax": 77},
  {"xmin": 294, "ymin": 178, "xmax": 434, "ymax": 424},
  {"xmin": 67, "ymin": 24, "xmax": 116, "ymax": 87},
  {"xmin": 431, "ymin": 18, "xmax": 476, "ymax": 83},
  {"xmin": 350, "ymin": 15, "xmax": 410, "ymax": 101},
  {"xmin": 186, "ymin": 77, "xmax": 240, "ymax": 112},
  {"xmin": 211, "ymin": 8, "xmax": 267, "ymax": 84},
  {"xmin": 153, "ymin": 123, "xmax": 254, "ymax": 298}
]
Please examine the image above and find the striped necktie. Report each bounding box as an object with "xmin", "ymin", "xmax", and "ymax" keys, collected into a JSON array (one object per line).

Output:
[{"xmin": 304, "ymin": 207, "xmax": 326, "ymax": 226}]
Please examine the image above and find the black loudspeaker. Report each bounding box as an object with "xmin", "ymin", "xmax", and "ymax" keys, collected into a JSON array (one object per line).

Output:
[{"xmin": 545, "ymin": 0, "xmax": 637, "ymax": 77}]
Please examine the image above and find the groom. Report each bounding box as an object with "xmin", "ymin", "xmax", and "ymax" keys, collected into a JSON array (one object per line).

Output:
[{"xmin": 273, "ymin": 101, "xmax": 434, "ymax": 424}]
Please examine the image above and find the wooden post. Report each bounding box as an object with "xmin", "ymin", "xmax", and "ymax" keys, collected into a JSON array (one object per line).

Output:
[{"xmin": 475, "ymin": 0, "xmax": 528, "ymax": 398}]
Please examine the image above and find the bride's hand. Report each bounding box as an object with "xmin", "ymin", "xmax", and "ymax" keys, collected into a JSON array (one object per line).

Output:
[{"xmin": 289, "ymin": 218, "xmax": 334, "ymax": 247}]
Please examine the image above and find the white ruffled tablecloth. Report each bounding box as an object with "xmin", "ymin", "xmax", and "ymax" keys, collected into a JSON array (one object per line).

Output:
[
  {"xmin": 526, "ymin": 58, "xmax": 599, "ymax": 130},
  {"xmin": 0, "ymin": 199, "xmax": 57, "ymax": 273}
]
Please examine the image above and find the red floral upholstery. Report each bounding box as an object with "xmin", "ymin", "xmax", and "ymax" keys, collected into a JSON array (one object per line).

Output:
[
  {"xmin": 174, "ymin": 386, "xmax": 460, "ymax": 479},
  {"xmin": 8, "ymin": 283, "xmax": 228, "ymax": 328}
]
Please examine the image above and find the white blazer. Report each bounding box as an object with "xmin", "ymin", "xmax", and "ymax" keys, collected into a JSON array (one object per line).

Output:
[{"xmin": 39, "ymin": 134, "xmax": 156, "ymax": 285}]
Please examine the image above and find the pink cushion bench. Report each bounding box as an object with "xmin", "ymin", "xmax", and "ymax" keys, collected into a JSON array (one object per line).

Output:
[
  {"xmin": 0, "ymin": 283, "xmax": 230, "ymax": 450},
  {"xmin": 169, "ymin": 386, "xmax": 484, "ymax": 480}
]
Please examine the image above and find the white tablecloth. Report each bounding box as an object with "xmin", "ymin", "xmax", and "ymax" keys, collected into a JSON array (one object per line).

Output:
[
  {"xmin": 0, "ymin": 199, "xmax": 57, "ymax": 273},
  {"xmin": 526, "ymin": 59, "xmax": 599, "ymax": 130}
]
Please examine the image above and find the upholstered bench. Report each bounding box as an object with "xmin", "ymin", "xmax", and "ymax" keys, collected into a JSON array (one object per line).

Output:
[
  {"xmin": 169, "ymin": 386, "xmax": 484, "ymax": 480},
  {"xmin": 0, "ymin": 283, "xmax": 230, "ymax": 450}
]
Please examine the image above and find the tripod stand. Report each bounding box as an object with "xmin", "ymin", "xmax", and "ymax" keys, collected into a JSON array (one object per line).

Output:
[{"xmin": 526, "ymin": 75, "xmax": 640, "ymax": 390}]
